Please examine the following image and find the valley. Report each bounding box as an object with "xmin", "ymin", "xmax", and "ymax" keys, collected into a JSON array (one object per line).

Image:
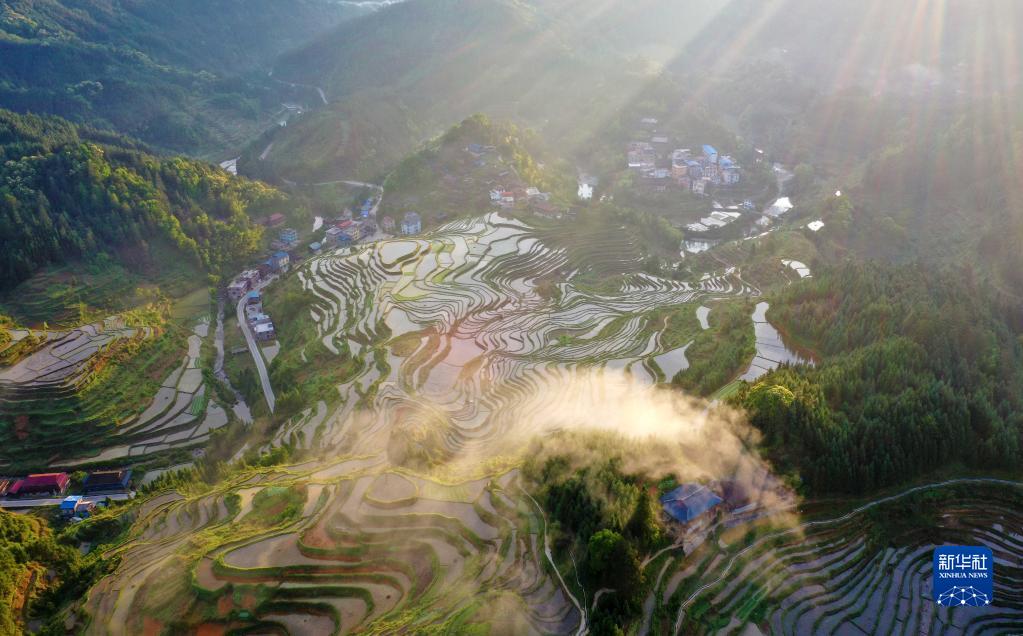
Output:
[{"xmin": 2, "ymin": 1, "xmax": 1023, "ymax": 634}]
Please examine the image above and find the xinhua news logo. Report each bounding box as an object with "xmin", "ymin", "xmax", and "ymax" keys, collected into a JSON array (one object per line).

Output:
[{"xmin": 932, "ymin": 545, "xmax": 994, "ymax": 607}]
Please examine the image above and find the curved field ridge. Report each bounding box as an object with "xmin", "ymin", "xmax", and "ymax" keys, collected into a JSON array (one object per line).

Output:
[
  {"xmin": 274, "ymin": 212, "xmax": 755, "ymax": 459},
  {"xmin": 83, "ymin": 214, "xmax": 766, "ymax": 633},
  {"xmin": 84, "ymin": 467, "xmax": 583, "ymax": 634},
  {"xmin": 669, "ymin": 479, "xmax": 1023, "ymax": 635}
]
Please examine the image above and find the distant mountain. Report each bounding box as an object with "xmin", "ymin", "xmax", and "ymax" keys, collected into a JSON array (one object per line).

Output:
[
  {"xmin": 0, "ymin": 0, "xmax": 370, "ymax": 152},
  {"xmin": 259, "ymin": 0, "xmax": 648, "ymax": 181}
]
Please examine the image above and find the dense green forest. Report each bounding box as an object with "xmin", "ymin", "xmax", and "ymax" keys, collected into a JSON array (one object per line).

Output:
[
  {"xmin": 0, "ymin": 509, "xmax": 126, "ymax": 635},
  {"xmin": 736, "ymin": 262, "xmax": 1023, "ymax": 494},
  {"xmin": 524, "ymin": 431, "xmax": 668, "ymax": 635},
  {"xmin": 0, "ymin": 0, "xmax": 358, "ymax": 151},
  {"xmin": 0, "ymin": 109, "xmax": 287, "ymax": 291}
]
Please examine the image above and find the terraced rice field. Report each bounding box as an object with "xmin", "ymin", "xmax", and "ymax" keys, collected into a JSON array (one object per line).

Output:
[
  {"xmin": 83, "ymin": 213, "xmax": 763, "ymax": 632},
  {"xmin": 60, "ymin": 320, "xmax": 228, "ymax": 466},
  {"xmin": 739, "ymin": 302, "xmax": 814, "ymax": 383},
  {"xmin": 82, "ymin": 214, "xmax": 1023, "ymax": 633},
  {"xmin": 270, "ymin": 212, "xmax": 758, "ymax": 457},
  {"xmin": 0, "ymin": 317, "xmax": 151, "ymax": 395},
  {"xmin": 82, "ymin": 464, "xmax": 583, "ymax": 634},
  {"xmin": 664, "ymin": 482, "xmax": 1023, "ymax": 635},
  {"xmin": 0, "ymin": 313, "xmax": 228, "ymax": 467}
]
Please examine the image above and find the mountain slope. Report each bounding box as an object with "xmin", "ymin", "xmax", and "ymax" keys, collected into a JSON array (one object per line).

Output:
[
  {"xmin": 0, "ymin": 109, "xmax": 286, "ymax": 292},
  {"xmin": 259, "ymin": 0, "xmax": 647, "ymax": 181},
  {"xmin": 0, "ymin": 0, "xmax": 364, "ymax": 152}
]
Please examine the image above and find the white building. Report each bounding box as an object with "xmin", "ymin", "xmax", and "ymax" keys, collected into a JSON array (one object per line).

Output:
[{"xmin": 401, "ymin": 212, "xmax": 422, "ymax": 235}]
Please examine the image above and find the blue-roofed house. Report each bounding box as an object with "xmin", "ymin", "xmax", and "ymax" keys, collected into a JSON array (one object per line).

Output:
[
  {"xmin": 60, "ymin": 495, "xmax": 95, "ymax": 518},
  {"xmin": 702, "ymin": 145, "xmax": 718, "ymax": 163},
  {"xmin": 270, "ymin": 251, "xmax": 290, "ymax": 271},
  {"xmin": 660, "ymin": 484, "xmax": 722, "ymax": 524}
]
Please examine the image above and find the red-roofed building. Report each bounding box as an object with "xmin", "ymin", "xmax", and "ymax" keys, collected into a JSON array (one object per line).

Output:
[{"xmin": 8, "ymin": 473, "xmax": 70, "ymax": 497}]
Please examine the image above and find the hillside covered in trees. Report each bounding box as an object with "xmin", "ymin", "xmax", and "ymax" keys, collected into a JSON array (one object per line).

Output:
[
  {"xmin": 0, "ymin": 0, "xmax": 360, "ymax": 151},
  {"xmin": 737, "ymin": 262, "xmax": 1023, "ymax": 494},
  {"xmin": 0, "ymin": 109, "xmax": 286, "ymax": 292}
]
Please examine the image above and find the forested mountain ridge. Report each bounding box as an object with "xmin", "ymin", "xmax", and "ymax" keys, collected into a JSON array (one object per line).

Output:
[
  {"xmin": 0, "ymin": 0, "xmax": 360, "ymax": 152},
  {"xmin": 0, "ymin": 109, "xmax": 285, "ymax": 291},
  {"xmin": 738, "ymin": 262, "xmax": 1023, "ymax": 494}
]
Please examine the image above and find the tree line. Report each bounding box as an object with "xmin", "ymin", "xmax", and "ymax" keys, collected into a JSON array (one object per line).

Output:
[
  {"xmin": 0, "ymin": 109, "xmax": 286, "ymax": 291},
  {"xmin": 736, "ymin": 261, "xmax": 1023, "ymax": 494}
]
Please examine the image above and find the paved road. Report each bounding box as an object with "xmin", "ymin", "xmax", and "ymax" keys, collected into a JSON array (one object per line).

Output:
[
  {"xmin": 672, "ymin": 477, "xmax": 1023, "ymax": 634},
  {"xmin": 1, "ymin": 492, "xmax": 133, "ymax": 509},
  {"xmin": 236, "ymin": 291, "xmax": 276, "ymax": 413}
]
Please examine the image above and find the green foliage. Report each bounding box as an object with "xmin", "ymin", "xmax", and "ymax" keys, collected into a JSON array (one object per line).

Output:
[
  {"xmin": 244, "ymin": 485, "xmax": 306, "ymax": 527},
  {"xmin": 735, "ymin": 262, "xmax": 1023, "ymax": 493},
  {"xmin": 586, "ymin": 529, "xmax": 645, "ymax": 632},
  {"xmin": 0, "ymin": 109, "xmax": 287, "ymax": 291},
  {"xmin": 0, "ymin": 508, "xmax": 123, "ymax": 633},
  {"xmin": 0, "ymin": 0, "xmax": 352, "ymax": 152},
  {"xmin": 377, "ymin": 114, "xmax": 573, "ymax": 227},
  {"xmin": 675, "ymin": 301, "xmax": 756, "ymax": 395},
  {"xmin": 523, "ymin": 430, "xmax": 670, "ymax": 632},
  {"xmin": 625, "ymin": 489, "xmax": 662, "ymax": 550}
]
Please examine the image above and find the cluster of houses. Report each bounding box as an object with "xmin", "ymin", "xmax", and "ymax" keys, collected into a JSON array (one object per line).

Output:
[
  {"xmin": 243, "ymin": 291, "xmax": 276, "ymax": 341},
  {"xmin": 686, "ymin": 199, "xmax": 757, "ymax": 233},
  {"xmin": 628, "ymin": 135, "xmax": 742, "ymax": 195},
  {"xmin": 229, "ymin": 228, "xmax": 294, "ymax": 301},
  {"xmin": 0, "ymin": 469, "xmax": 133, "ymax": 520},
  {"xmin": 317, "ymin": 197, "xmax": 396, "ymax": 250},
  {"xmin": 487, "ymin": 185, "xmax": 566, "ymax": 220}
]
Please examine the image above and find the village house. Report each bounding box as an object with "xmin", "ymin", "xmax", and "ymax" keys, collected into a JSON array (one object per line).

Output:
[
  {"xmin": 324, "ymin": 226, "xmax": 344, "ymax": 246},
  {"xmin": 381, "ymin": 216, "xmax": 396, "ymax": 232},
  {"xmin": 532, "ymin": 201, "xmax": 563, "ymax": 220},
  {"xmin": 82, "ymin": 469, "xmax": 133, "ymax": 495},
  {"xmin": 227, "ymin": 279, "xmax": 249, "ymax": 302},
  {"xmin": 228, "ymin": 269, "xmax": 261, "ymax": 301},
  {"xmin": 253, "ymin": 321, "xmax": 276, "ymax": 341},
  {"xmin": 279, "ymin": 227, "xmax": 299, "ymax": 245},
  {"xmin": 7, "ymin": 473, "xmax": 70, "ymax": 497},
  {"xmin": 60, "ymin": 496, "xmax": 95, "ymax": 519},
  {"xmin": 660, "ymin": 483, "xmax": 722, "ymax": 526},
  {"xmin": 401, "ymin": 212, "xmax": 423, "ymax": 235},
  {"xmin": 627, "ymin": 141, "xmax": 656, "ymax": 171},
  {"xmin": 269, "ymin": 251, "xmax": 289, "ymax": 272},
  {"xmin": 335, "ymin": 219, "xmax": 361, "ymax": 241}
]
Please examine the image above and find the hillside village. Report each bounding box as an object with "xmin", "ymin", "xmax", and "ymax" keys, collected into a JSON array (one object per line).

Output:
[{"xmin": 627, "ymin": 132, "xmax": 743, "ymax": 196}]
